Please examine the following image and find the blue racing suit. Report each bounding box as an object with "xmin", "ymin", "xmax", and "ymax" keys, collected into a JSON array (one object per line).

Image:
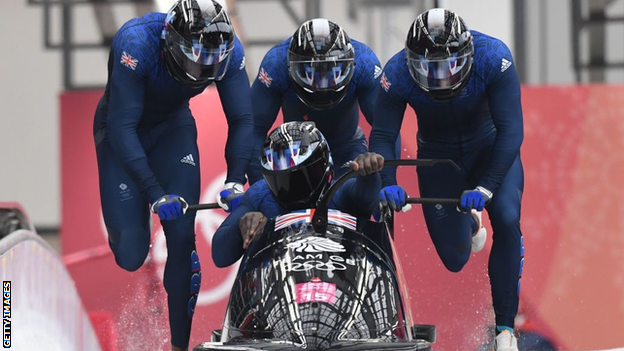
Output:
[
  {"xmin": 212, "ymin": 174, "xmax": 381, "ymax": 268},
  {"xmin": 93, "ymin": 12, "xmax": 253, "ymax": 349},
  {"xmin": 369, "ymin": 31, "xmax": 524, "ymax": 329},
  {"xmin": 247, "ymin": 39, "xmax": 393, "ymax": 184}
]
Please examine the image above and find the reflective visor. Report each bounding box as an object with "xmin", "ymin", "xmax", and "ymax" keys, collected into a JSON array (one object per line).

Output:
[
  {"xmin": 164, "ymin": 24, "xmax": 233, "ymax": 81},
  {"xmin": 289, "ymin": 55, "xmax": 354, "ymax": 91},
  {"xmin": 262, "ymin": 141, "xmax": 321, "ymax": 171},
  {"xmin": 407, "ymin": 47, "xmax": 472, "ymax": 90},
  {"xmin": 263, "ymin": 156, "xmax": 328, "ymax": 206}
]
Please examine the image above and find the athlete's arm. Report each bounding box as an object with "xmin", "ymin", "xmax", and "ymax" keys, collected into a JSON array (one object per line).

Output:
[
  {"xmin": 247, "ymin": 48, "xmax": 285, "ymax": 184},
  {"xmin": 106, "ymin": 39, "xmax": 166, "ymax": 204},
  {"xmin": 355, "ymin": 43, "xmax": 382, "ymax": 126},
  {"xmin": 479, "ymin": 45, "xmax": 524, "ymax": 195},
  {"xmin": 211, "ymin": 200, "xmax": 253, "ymax": 268},
  {"xmin": 332, "ymin": 153, "xmax": 383, "ymax": 218},
  {"xmin": 369, "ymin": 65, "xmax": 408, "ymax": 187},
  {"xmin": 216, "ymin": 36, "xmax": 254, "ymax": 186}
]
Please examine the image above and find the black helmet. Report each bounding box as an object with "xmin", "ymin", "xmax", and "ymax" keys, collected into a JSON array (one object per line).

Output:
[
  {"xmin": 261, "ymin": 121, "xmax": 334, "ymax": 211},
  {"xmin": 161, "ymin": 0, "xmax": 234, "ymax": 87},
  {"xmin": 288, "ymin": 19, "xmax": 355, "ymax": 110},
  {"xmin": 406, "ymin": 8, "xmax": 473, "ymax": 101}
]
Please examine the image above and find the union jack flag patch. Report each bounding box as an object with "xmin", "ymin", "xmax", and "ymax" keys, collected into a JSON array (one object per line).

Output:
[
  {"xmin": 120, "ymin": 51, "xmax": 138, "ymax": 70},
  {"xmin": 380, "ymin": 72, "xmax": 391, "ymax": 92},
  {"xmin": 275, "ymin": 209, "xmax": 357, "ymax": 231},
  {"xmin": 327, "ymin": 210, "xmax": 357, "ymax": 230},
  {"xmin": 258, "ymin": 67, "xmax": 273, "ymax": 87}
]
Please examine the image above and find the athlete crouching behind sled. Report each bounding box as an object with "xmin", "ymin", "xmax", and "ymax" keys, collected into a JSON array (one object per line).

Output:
[{"xmin": 212, "ymin": 121, "xmax": 384, "ymax": 268}]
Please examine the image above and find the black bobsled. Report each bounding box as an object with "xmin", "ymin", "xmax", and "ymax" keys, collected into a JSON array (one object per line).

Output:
[{"xmin": 193, "ymin": 160, "xmax": 459, "ymax": 351}]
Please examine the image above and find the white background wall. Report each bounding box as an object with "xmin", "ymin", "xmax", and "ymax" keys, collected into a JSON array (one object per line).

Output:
[{"xmin": 1, "ymin": 0, "xmax": 622, "ymax": 228}]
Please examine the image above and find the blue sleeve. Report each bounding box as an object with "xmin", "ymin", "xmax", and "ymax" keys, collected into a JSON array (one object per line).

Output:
[
  {"xmin": 480, "ymin": 44, "xmax": 524, "ymax": 194},
  {"xmin": 215, "ymin": 36, "xmax": 254, "ymax": 185},
  {"xmin": 332, "ymin": 172, "xmax": 381, "ymax": 218},
  {"xmin": 368, "ymin": 62, "xmax": 408, "ymax": 187},
  {"xmin": 107, "ymin": 35, "xmax": 166, "ymax": 204},
  {"xmin": 247, "ymin": 46, "xmax": 288, "ymax": 184},
  {"xmin": 354, "ymin": 43, "xmax": 382, "ymax": 126},
  {"xmin": 211, "ymin": 196, "xmax": 253, "ymax": 268},
  {"xmin": 212, "ymin": 181, "xmax": 278, "ymax": 267}
]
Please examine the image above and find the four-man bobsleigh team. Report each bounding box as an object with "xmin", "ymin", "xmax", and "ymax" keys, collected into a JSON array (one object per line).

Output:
[{"xmin": 93, "ymin": 1, "xmax": 525, "ymax": 350}]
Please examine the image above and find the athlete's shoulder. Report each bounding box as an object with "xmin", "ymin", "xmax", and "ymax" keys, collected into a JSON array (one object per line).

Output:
[
  {"xmin": 112, "ymin": 13, "xmax": 164, "ymax": 64},
  {"xmin": 379, "ymin": 49, "xmax": 413, "ymax": 96},
  {"xmin": 227, "ymin": 34, "xmax": 247, "ymax": 72},
  {"xmin": 262, "ymin": 39, "xmax": 290, "ymax": 67},
  {"xmin": 352, "ymin": 40, "xmax": 379, "ymax": 64},
  {"xmin": 383, "ymin": 49, "xmax": 410, "ymax": 78},
  {"xmin": 472, "ymin": 30, "xmax": 515, "ymax": 83},
  {"xmin": 114, "ymin": 13, "xmax": 164, "ymax": 48},
  {"xmin": 255, "ymin": 39, "xmax": 290, "ymax": 89},
  {"xmin": 243, "ymin": 179, "xmax": 273, "ymax": 208},
  {"xmin": 352, "ymin": 39, "xmax": 382, "ymax": 84}
]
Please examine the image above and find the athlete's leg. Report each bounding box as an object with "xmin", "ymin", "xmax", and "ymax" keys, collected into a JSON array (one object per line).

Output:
[
  {"xmin": 96, "ymin": 137, "xmax": 151, "ymax": 271},
  {"xmin": 483, "ymin": 156, "xmax": 524, "ymax": 330},
  {"xmin": 416, "ymin": 162, "xmax": 473, "ymax": 272},
  {"xmin": 148, "ymin": 120, "xmax": 201, "ymax": 350}
]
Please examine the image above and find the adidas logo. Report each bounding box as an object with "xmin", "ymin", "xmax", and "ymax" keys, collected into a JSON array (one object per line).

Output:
[
  {"xmin": 180, "ymin": 154, "xmax": 196, "ymax": 166},
  {"xmin": 374, "ymin": 65, "xmax": 382, "ymax": 79},
  {"xmin": 501, "ymin": 58, "xmax": 512, "ymax": 72}
]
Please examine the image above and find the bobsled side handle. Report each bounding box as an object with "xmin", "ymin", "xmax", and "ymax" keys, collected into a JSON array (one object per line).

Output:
[{"xmin": 406, "ymin": 198, "xmax": 459, "ymax": 205}]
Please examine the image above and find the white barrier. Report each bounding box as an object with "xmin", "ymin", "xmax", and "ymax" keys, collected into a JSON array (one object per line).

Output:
[{"xmin": 0, "ymin": 230, "xmax": 102, "ymax": 351}]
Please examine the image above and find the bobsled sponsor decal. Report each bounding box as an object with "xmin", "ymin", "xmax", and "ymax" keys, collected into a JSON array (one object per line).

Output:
[
  {"xmin": 295, "ymin": 281, "xmax": 337, "ymax": 304},
  {"xmin": 284, "ymin": 254, "xmax": 356, "ymax": 272},
  {"xmin": 287, "ymin": 236, "xmax": 345, "ymax": 253}
]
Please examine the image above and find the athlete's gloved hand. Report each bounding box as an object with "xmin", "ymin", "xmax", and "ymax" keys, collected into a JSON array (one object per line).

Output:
[
  {"xmin": 151, "ymin": 195, "xmax": 189, "ymax": 221},
  {"xmin": 380, "ymin": 185, "xmax": 411, "ymax": 212},
  {"xmin": 460, "ymin": 186, "xmax": 493, "ymax": 212},
  {"xmin": 218, "ymin": 182, "xmax": 245, "ymax": 213}
]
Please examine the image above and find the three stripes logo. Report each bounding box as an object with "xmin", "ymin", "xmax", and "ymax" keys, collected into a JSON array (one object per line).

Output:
[
  {"xmin": 501, "ymin": 58, "xmax": 512, "ymax": 73},
  {"xmin": 374, "ymin": 65, "xmax": 382, "ymax": 79},
  {"xmin": 180, "ymin": 154, "xmax": 196, "ymax": 166}
]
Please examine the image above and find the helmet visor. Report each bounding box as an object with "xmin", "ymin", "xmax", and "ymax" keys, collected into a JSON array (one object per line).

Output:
[
  {"xmin": 164, "ymin": 25, "xmax": 233, "ymax": 81},
  {"xmin": 289, "ymin": 55, "xmax": 354, "ymax": 91},
  {"xmin": 261, "ymin": 140, "xmax": 322, "ymax": 171},
  {"xmin": 407, "ymin": 46, "xmax": 472, "ymax": 91},
  {"xmin": 263, "ymin": 155, "xmax": 328, "ymax": 206}
]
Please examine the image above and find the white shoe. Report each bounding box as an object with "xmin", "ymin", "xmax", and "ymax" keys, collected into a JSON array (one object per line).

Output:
[
  {"xmin": 471, "ymin": 209, "xmax": 487, "ymax": 253},
  {"xmin": 491, "ymin": 330, "xmax": 518, "ymax": 351}
]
